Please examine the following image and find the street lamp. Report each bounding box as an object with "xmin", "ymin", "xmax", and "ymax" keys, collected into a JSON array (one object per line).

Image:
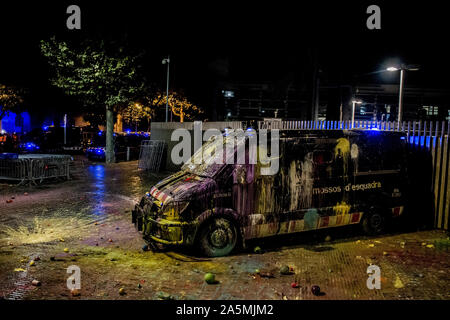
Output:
[
  {"xmin": 162, "ymin": 56, "xmax": 170, "ymax": 122},
  {"xmin": 386, "ymin": 64, "xmax": 419, "ymax": 126},
  {"xmin": 351, "ymin": 99, "xmax": 363, "ymax": 128}
]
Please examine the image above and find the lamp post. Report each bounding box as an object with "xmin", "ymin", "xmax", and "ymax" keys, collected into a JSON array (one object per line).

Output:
[
  {"xmin": 351, "ymin": 99, "xmax": 362, "ymax": 128},
  {"xmin": 386, "ymin": 64, "xmax": 419, "ymax": 126},
  {"xmin": 162, "ymin": 56, "xmax": 170, "ymax": 122}
]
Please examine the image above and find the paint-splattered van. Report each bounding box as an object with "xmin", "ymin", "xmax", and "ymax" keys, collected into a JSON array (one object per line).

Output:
[{"xmin": 132, "ymin": 129, "xmax": 408, "ymax": 256}]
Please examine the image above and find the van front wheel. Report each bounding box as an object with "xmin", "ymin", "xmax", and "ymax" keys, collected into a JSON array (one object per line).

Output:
[
  {"xmin": 198, "ymin": 218, "xmax": 238, "ymax": 257},
  {"xmin": 362, "ymin": 208, "xmax": 386, "ymax": 235}
]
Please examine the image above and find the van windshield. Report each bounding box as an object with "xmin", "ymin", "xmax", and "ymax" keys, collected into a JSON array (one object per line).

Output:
[{"xmin": 182, "ymin": 130, "xmax": 250, "ymax": 178}]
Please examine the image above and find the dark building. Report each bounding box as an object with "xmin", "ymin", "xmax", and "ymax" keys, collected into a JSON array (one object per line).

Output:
[{"xmin": 214, "ymin": 81, "xmax": 450, "ymax": 123}]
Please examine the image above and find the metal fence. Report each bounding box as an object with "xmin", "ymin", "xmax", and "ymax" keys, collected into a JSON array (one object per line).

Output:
[
  {"xmin": 138, "ymin": 140, "xmax": 166, "ymax": 172},
  {"xmin": 0, "ymin": 154, "xmax": 72, "ymax": 185},
  {"xmin": 258, "ymin": 119, "xmax": 450, "ymax": 230}
]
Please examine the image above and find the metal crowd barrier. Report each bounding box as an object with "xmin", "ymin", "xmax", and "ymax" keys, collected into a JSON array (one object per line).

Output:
[
  {"xmin": 138, "ymin": 140, "xmax": 166, "ymax": 172},
  {"xmin": 0, "ymin": 154, "xmax": 72, "ymax": 185}
]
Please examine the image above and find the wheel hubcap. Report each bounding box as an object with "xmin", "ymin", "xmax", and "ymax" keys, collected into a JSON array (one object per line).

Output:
[{"xmin": 210, "ymin": 228, "xmax": 228, "ymax": 248}]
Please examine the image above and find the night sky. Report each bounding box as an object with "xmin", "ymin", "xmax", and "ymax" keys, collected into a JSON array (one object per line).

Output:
[{"xmin": 1, "ymin": 1, "xmax": 449, "ymax": 118}]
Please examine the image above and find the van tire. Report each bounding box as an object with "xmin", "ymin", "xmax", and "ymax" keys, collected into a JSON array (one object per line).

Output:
[
  {"xmin": 362, "ymin": 207, "xmax": 386, "ymax": 236},
  {"xmin": 197, "ymin": 217, "xmax": 238, "ymax": 257}
]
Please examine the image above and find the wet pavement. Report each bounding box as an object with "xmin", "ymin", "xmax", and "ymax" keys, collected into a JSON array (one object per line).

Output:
[{"xmin": 0, "ymin": 158, "xmax": 449, "ymax": 300}]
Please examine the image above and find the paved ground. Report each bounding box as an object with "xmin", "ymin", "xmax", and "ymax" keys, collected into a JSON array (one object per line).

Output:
[{"xmin": 0, "ymin": 158, "xmax": 449, "ymax": 300}]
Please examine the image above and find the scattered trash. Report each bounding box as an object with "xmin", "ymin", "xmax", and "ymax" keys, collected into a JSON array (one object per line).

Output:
[
  {"xmin": 311, "ymin": 285, "xmax": 321, "ymax": 296},
  {"xmin": 422, "ymin": 242, "xmax": 427, "ymax": 246},
  {"xmin": 383, "ymin": 251, "xmax": 389, "ymax": 256},
  {"xmin": 374, "ymin": 240, "xmax": 381, "ymax": 244},
  {"xmin": 260, "ymin": 272, "xmax": 275, "ymax": 278},
  {"xmin": 6, "ymin": 199, "xmax": 13, "ymax": 203},
  {"xmin": 142, "ymin": 244, "xmax": 149, "ymax": 252},
  {"xmin": 280, "ymin": 266, "xmax": 291, "ymax": 275},
  {"xmin": 63, "ymin": 248, "xmax": 69, "ymax": 253},
  {"xmin": 356, "ymin": 240, "xmax": 361, "ymax": 244},
  {"xmin": 400, "ymin": 241, "xmax": 406, "ymax": 248},
  {"xmin": 71, "ymin": 289, "xmax": 81, "ymax": 297},
  {"xmin": 11, "ymin": 196, "xmax": 15, "ymax": 199},
  {"xmin": 14, "ymin": 268, "xmax": 26, "ymax": 272},
  {"xmin": 34, "ymin": 256, "xmax": 40, "ymax": 261},
  {"xmin": 254, "ymin": 269, "xmax": 260, "ymax": 274},
  {"xmin": 291, "ymin": 282, "xmax": 299, "ymax": 288},
  {"xmin": 24, "ymin": 192, "xmax": 28, "ymax": 196},
  {"xmin": 204, "ymin": 273, "xmax": 217, "ymax": 284},
  {"xmin": 368, "ymin": 244, "xmax": 375, "ymax": 248},
  {"xmin": 157, "ymin": 291, "xmax": 174, "ymax": 300},
  {"xmin": 119, "ymin": 288, "xmax": 126, "ymax": 295},
  {"xmin": 328, "ymin": 268, "xmax": 333, "ymax": 273},
  {"xmin": 426, "ymin": 244, "xmax": 434, "ymax": 249},
  {"xmin": 59, "ymin": 238, "xmax": 65, "ymax": 242},
  {"xmin": 29, "ymin": 260, "xmax": 35, "ymax": 266},
  {"xmin": 8, "ymin": 242, "xmax": 14, "ymax": 246},
  {"xmin": 137, "ymin": 283, "xmax": 142, "ymax": 289},
  {"xmin": 394, "ymin": 275, "xmax": 404, "ymax": 289},
  {"xmin": 108, "ymin": 239, "xmax": 113, "ymax": 242},
  {"xmin": 254, "ymin": 246, "xmax": 262, "ymax": 254},
  {"xmin": 324, "ymin": 235, "xmax": 331, "ymax": 242},
  {"xmin": 31, "ymin": 279, "xmax": 41, "ymax": 286}
]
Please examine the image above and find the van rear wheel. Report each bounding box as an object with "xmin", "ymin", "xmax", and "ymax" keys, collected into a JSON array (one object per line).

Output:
[
  {"xmin": 198, "ymin": 218, "xmax": 237, "ymax": 257},
  {"xmin": 362, "ymin": 208, "xmax": 386, "ymax": 235}
]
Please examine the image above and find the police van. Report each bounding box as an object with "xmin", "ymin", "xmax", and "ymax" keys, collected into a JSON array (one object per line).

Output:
[{"xmin": 132, "ymin": 129, "xmax": 408, "ymax": 257}]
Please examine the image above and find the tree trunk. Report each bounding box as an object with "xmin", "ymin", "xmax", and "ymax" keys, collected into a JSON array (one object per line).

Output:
[{"xmin": 105, "ymin": 106, "xmax": 115, "ymax": 163}]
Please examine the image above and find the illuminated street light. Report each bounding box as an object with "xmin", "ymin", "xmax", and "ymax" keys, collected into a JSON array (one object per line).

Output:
[
  {"xmin": 386, "ymin": 64, "xmax": 420, "ymax": 126},
  {"xmin": 162, "ymin": 56, "xmax": 170, "ymax": 122},
  {"xmin": 386, "ymin": 67, "xmax": 398, "ymax": 72},
  {"xmin": 351, "ymin": 99, "xmax": 363, "ymax": 128}
]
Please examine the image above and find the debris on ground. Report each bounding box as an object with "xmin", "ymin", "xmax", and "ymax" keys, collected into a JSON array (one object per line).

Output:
[
  {"xmin": 291, "ymin": 282, "xmax": 299, "ymax": 288},
  {"xmin": 394, "ymin": 275, "xmax": 404, "ymax": 289},
  {"xmin": 157, "ymin": 291, "xmax": 174, "ymax": 300},
  {"xmin": 280, "ymin": 265, "xmax": 291, "ymax": 275},
  {"xmin": 119, "ymin": 288, "xmax": 126, "ymax": 295},
  {"xmin": 29, "ymin": 260, "xmax": 35, "ymax": 266},
  {"xmin": 31, "ymin": 279, "xmax": 41, "ymax": 286},
  {"xmin": 71, "ymin": 289, "xmax": 81, "ymax": 297},
  {"xmin": 204, "ymin": 273, "xmax": 217, "ymax": 284},
  {"xmin": 260, "ymin": 272, "xmax": 275, "ymax": 278},
  {"xmin": 324, "ymin": 235, "xmax": 332, "ymax": 242},
  {"xmin": 311, "ymin": 285, "xmax": 321, "ymax": 296},
  {"xmin": 14, "ymin": 268, "xmax": 26, "ymax": 272},
  {"xmin": 142, "ymin": 244, "xmax": 149, "ymax": 251},
  {"xmin": 63, "ymin": 248, "xmax": 69, "ymax": 253},
  {"xmin": 254, "ymin": 246, "xmax": 262, "ymax": 254}
]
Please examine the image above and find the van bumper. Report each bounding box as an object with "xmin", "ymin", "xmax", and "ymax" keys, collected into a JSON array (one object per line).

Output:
[{"xmin": 132, "ymin": 205, "xmax": 195, "ymax": 246}]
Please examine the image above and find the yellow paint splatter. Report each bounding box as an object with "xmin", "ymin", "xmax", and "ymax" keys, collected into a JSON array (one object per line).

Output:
[
  {"xmin": 333, "ymin": 201, "xmax": 351, "ymax": 215},
  {"xmin": 334, "ymin": 138, "xmax": 350, "ymax": 176},
  {"xmin": 394, "ymin": 275, "xmax": 404, "ymax": 289}
]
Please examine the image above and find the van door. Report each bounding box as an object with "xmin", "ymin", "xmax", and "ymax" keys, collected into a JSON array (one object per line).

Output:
[{"xmin": 238, "ymin": 137, "xmax": 282, "ymax": 240}]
